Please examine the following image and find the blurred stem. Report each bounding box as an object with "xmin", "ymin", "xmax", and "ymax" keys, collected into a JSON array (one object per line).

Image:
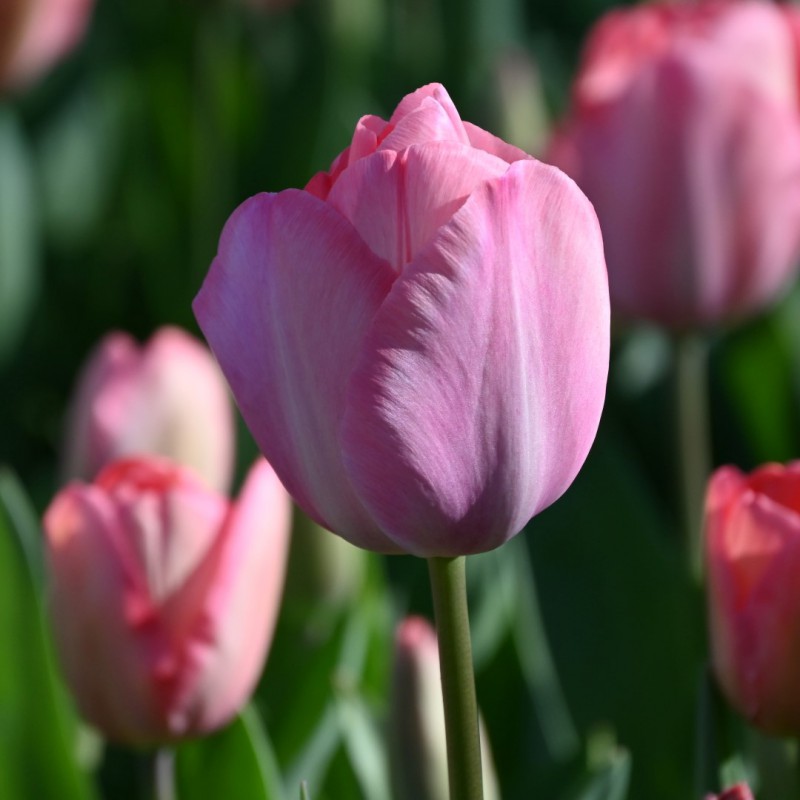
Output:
[
  {"xmin": 675, "ymin": 333, "xmax": 710, "ymax": 583},
  {"xmin": 427, "ymin": 556, "xmax": 483, "ymax": 800},
  {"xmin": 141, "ymin": 748, "xmax": 175, "ymax": 800}
]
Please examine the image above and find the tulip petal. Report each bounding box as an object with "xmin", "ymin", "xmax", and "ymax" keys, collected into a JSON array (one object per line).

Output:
[
  {"xmin": 183, "ymin": 459, "xmax": 291, "ymax": 733},
  {"xmin": 463, "ymin": 121, "xmax": 532, "ymax": 165},
  {"xmin": 341, "ymin": 159, "xmax": 609, "ymax": 556},
  {"xmin": 328, "ymin": 141, "xmax": 508, "ymax": 271},
  {"xmin": 194, "ymin": 191, "xmax": 399, "ymax": 551},
  {"xmin": 44, "ymin": 485, "xmax": 166, "ymax": 742}
]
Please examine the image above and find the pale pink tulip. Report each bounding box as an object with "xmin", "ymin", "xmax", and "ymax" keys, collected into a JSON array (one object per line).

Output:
[
  {"xmin": 62, "ymin": 326, "xmax": 234, "ymax": 494},
  {"xmin": 549, "ymin": 1, "xmax": 800, "ymax": 329},
  {"xmin": 706, "ymin": 462, "xmax": 800, "ymax": 735},
  {"xmin": 390, "ymin": 616, "xmax": 500, "ymax": 800},
  {"xmin": 44, "ymin": 456, "xmax": 291, "ymax": 744},
  {"xmin": 194, "ymin": 83, "xmax": 610, "ymax": 557},
  {"xmin": 0, "ymin": 0, "xmax": 93, "ymax": 90}
]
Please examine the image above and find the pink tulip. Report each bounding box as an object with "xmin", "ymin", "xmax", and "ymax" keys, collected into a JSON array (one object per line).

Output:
[
  {"xmin": 0, "ymin": 0, "xmax": 93, "ymax": 90},
  {"xmin": 194, "ymin": 83, "xmax": 609, "ymax": 557},
  {"xmin": 62, "ymin": 326, "xmax": 235, "ymax": 494},
  {"xmin": 705, "ymin": 784, "xmax": 755, "ymax": 800},
  {"xmin": 391, "ymin": 616, "xmax": 500, "ymax": 800},
  {"xmin": 549, "ymin": 1, "xmax": 800, "ymax": 329},
  {"xmin": 705, "ymin": 462, "xmax": 800, "ymax": 735},
  {"xmin": 44, "ymin": 456, "xmax": 291, "ymax": 744}
]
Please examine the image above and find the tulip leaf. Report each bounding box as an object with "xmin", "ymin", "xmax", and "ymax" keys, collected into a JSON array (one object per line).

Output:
[
  {"xmin": 0, "ymin": 469, "xmax": 95, "ymax": 800},
  {"xmin": 175, "ymin": 705, "xmax": 286, "ymax": 800},
  {"xmin": 0, "ymin": 109, "xmax": 40, "ymax": 366},
  {"xmin": 335, "ymin": 693, "xmax": 390, "ymax": 800},
  {"xmin": 560, "ymin": 747, "xmax": 631, "ymax": 800}
]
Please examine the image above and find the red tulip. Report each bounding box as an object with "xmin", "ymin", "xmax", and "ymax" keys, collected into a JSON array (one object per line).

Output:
[
  {"xmin": 194, "ymin": 83, "xmax": 609, "ymax": 557},
  {"xmin": 706, "ymin": 462, "xmax": 800, "ymax": 735},
  {"xmin": 44, "ymin": 456, "xmax": 291, "ymax": 744},
  {"xmin": 0, "ymin": 0, "xmax": 93, "ymax": 90},
  {"xmin": 549, "ymin": 0, "xmax": 800, "ymax": 329},
  {"xmin": 62, "ymin": 327, "xmax": 235, "ymax": 494}
]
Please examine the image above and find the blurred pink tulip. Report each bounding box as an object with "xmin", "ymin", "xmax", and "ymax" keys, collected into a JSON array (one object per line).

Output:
[
  {"xmin": 194, "ymin": 82, "xmax": 609, "ymax": 557},
  {"xmin": 44, "ymin": 456, "xmax": 291, "ymax": 744},
  {"xmin": 0, "ymin": 0, "xmax": 93, "ymax": 90},
  {"xmin": 705, "ymin": 784, "xmax": 755, "ymax": 800},
  {"xmin": 391, "ymin": 616, "xmax": 499, "ymax": 800},
  {"xmin": 549, "ymin": 1, "xmax": 800, "ymax": 329},
  {"xmin": 705, "ymin": 462, "xmax": 800, "ymax": 735},
  {"xmin": 62, "ymin": 326, "xmax": 234, "ymax": 494}
]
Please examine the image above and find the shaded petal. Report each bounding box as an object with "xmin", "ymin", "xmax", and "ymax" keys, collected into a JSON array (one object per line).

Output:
[
  {"xmin": 341, "ymin": 160, "xmax": 609, "ymax": 556},
  {"xmin": 463, "ymin": 121, "xmax": 532, "ymax": 164},
  {"xmin": 193, "ymin": 191, "xmax": 398, "ymax": 551},
  {"xmin": 327, "ymin": 141, "xmax": 508, "ymax": 270}
]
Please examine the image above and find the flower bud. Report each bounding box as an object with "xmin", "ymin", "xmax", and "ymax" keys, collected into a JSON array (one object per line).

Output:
[
  {"xmin": 62, "ymin": 326, "xmax": 234, "ymax": 493},
  {"xmin": 44, "ymin": 456, "xmax": 291, "ymax": 744},
  {"xmin": 705, "ymin": 783, "xmax": 755, "ymax": 800},
  {"xmin": 1, "ymin": 0, "xmax": 93, "ymax": 90},
  {"xmin": 390, "ymin": 616, "xmax": 499, "ymax": 800},
  {"xmin": 705, "ymin": 462, "xmax": 800, "ymax": 735}
]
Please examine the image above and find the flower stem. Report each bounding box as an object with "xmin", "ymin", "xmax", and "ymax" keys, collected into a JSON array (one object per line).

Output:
[
  {"xmin": 427, "ymin": 556, "xmax": 483, "ymax": 800},
  {"xmin": 675, "ymin": 333, "xmax": 711, "ymax": 583},
  {"xmin": 141, "ymin": 748, "xmax": 176, "ymax": 800}
]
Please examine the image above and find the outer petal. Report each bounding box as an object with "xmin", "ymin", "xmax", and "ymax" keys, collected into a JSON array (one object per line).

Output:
[
  {"xmin": 181, "ymin": 458, "xmax": 291, "ymax": 733},
  {"xmin": 327, "ymin": 141, "xmax": 508, "ymax": 270},
  {"xmin": 44, "ymin": 485, "xmax": 166, "ymax": 742},
  {"xmin": 341, "ymin": 159, "xmax": 609, "ymax": 556},
  {"xmin": 463, "ymin": 121, "xmax": 532, "ymax": 165},
  {"xmin": 193, "ymin": 191, "xmax": 398, "ymax": 552}
]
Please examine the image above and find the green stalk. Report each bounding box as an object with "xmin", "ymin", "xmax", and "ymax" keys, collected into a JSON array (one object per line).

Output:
[
  {"xmin": 675, "ymin": 333, "xmax": 711, "ymax": 583},
  {"xmin": 140, "ymin": 748, "xmax": 175, "ymax": 800},
  {"xmin": 427, "ymin": 556, "xmax": 483, "ymax": 800}
]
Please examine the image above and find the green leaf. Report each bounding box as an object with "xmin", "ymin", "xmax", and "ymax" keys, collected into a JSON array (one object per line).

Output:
[
  {"xmin": 561, "ymin": 748, "xmax": 631, "ymax": 800},
  {"xmin": 0, "ymin": 469, "xmax": 95, "ymax": 800},
  {"xmin": 0, "ymin": 109, "xmax": 40, "ymax": 365},
  {"xmin": 175, "ymin": 706, "xmax": 286, "ymax": 800}
]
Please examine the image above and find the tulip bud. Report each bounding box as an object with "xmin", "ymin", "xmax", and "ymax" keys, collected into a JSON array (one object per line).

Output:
[
  {"xmin": 390, "ymin": 616, "xmax": 499, "ymax": 800},
  {"xmin": 705, "ymin": 462, "xmax": 800, "ymax": 735},
  {"xmin": 705, "ymin": 783, "xmax": 755, "ymax": 800},
  {"xmin": 0, "ymin": 0, "xmax": 93, "ymax": 90},
  {"xmin": 44, "ymin": 456, "xmax": 291, "ymax": 744},
  {"xmin": 62, "ymin": 326, "xmax": 235, "ymax": 494},
  {"xmin": 549, "ymin": 1, "xmax": 800, "ymax": 329}
]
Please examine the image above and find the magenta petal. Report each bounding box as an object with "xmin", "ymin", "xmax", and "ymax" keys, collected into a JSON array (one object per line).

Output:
[
  {"xmin": 193, "ymin": 191, "xmax": 399, "ymax": 552},
  {"xmin": 341, "ymin": 160, "xmax": 609, "ymax": 556},
  {"xmin": 328, "ymin": 141, "xmax": 508, "ymax": 270}
]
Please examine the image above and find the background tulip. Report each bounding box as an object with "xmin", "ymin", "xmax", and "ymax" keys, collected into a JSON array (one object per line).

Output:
[
  {"xmin": 194, "ymin": 83, "xmax": 609, "ymax": 557},
  {"xmin": 0, "ymin": 0, "xmax": 93, "ymax": 90},
  {"xmin": 43, "ymin": 456, "xmax": 291, "ymax": 744},
  {"xmin": 705, "ymin": 784, "xmax": 755, "ymax": 800},
  {"xmin": 548, "ymin": 0, "xmax": 800, "ymax": 329},
  {"xmin": 705, "ymin": 462, "xmax": 800, "ymax": 736},
  {"xmin": 390, "ymin": 616, "xmax": 500, "ymax": 800},
  {"xmin": 61, "ymin": 326, "xmax": 235, "ymax": 494}
]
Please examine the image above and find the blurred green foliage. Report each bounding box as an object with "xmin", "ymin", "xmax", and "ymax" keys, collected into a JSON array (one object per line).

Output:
[{"xmin": 2, "ymin": 0, "xmax": 800, "ymax": 798}]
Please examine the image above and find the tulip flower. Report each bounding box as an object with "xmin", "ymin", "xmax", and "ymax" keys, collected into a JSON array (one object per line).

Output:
[
  {"xmin": 62, "ymin": 326, "xmax": 234, "ymax": 494},
  {"xmin": 391, "ymin": 616, "xmax": 500, "ymax": 800},
  {"xmin": 705, "ymin": 462, "xmax": 800, "ymax": 735},
  {"xmin": 549, "ymin": 0, "xmax": 800, "ymax": 329},
  {"xmin": 194, "ymin": 82, "xmax": 609, "ymax": 558},
  {"xmin": 43, "ymin": 456, "xmax": 291, "ymax": 744},
  {"xmin": 0, "ymin": 0, "xmax": 93, "ymax": 90},
  {"xmin": 705, "ymin": 784, "xmax": 755, "ymax": 800}
]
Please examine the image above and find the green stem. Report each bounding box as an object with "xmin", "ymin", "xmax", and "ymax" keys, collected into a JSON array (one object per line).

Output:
[
  {"xmin": 141, "ymin": 748, "xmax": 176, "ymax": 800},
  {"xmin": 427, "ymin": 556, "xmax": 483, "ymax": 800},
  {"xmin": 675, "ymin": 333, "xmax": 711, "ymax": 583}
]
